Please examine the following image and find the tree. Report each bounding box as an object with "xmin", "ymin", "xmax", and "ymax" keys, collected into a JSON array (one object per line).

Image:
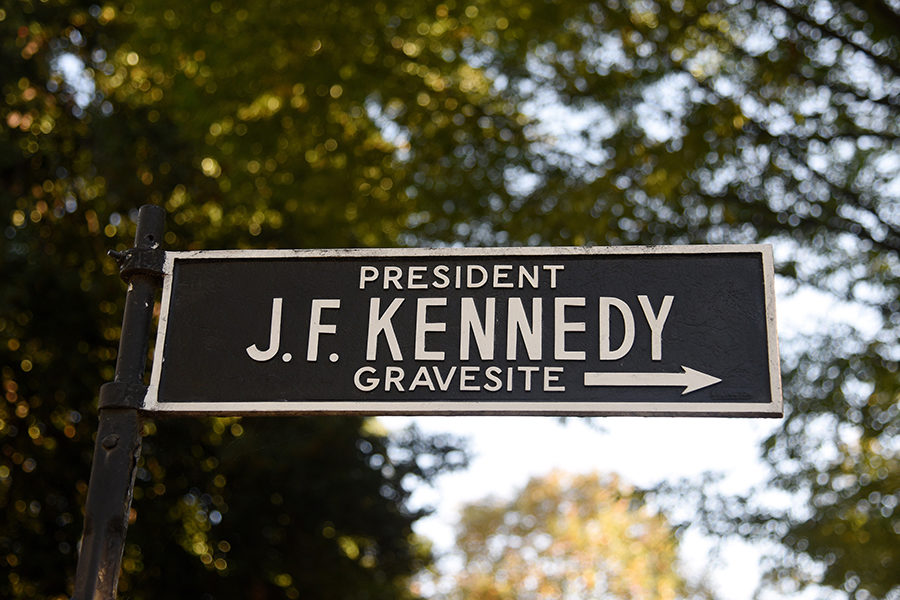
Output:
[
  {"xmin": 449, "ymin": 471, "xmax": 713, "ymax": 600},
  {"xmin": 436, "ymin": 1, "xmax": 898, "ymax": 597},
  {"xmin": 2, "ymin": 1, "xmax": 485, "ymax": 597},
  {"xmin": 2, "ymin": 0, "xmax": 898, "ymax": 597},
  {"xmin": 115, "ymin": 419, "xmax": 468, "ymax": 600}
]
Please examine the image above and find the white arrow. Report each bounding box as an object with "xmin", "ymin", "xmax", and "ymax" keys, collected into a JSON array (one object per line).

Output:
[{"xmin": 583, "ymin": 366, "xmax": 722, "ymax": 395}]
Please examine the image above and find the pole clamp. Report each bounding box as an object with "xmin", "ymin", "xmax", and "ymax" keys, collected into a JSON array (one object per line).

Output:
[
  {"xmin": 98, "ymin": 382, "xmax": 148, "ymax": 410},
  {"xmin": 108, "ymin": 247, "xmax": 165, "ymax": 283}
]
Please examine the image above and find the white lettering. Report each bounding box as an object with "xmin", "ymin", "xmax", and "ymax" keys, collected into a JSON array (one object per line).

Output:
[
  {"xmin": 359, "ymin": 267, "xmax": 378, "ymax": 290},
  {"xmin": 432, "ymin": 366, "xmax": 457, "ymax": 391},
  {"xmin": 407, "ymin": 266, "xmax": 428, "ymax": 289},
  {"xmin": 354, "ymin": 365, "xmax": 567, "ymax": 394},
  {"xmin": 246, "ymin": 297, "xmax": 283, "ymax": 362},
  {"xmin": 459, "ymin": 366, "xmax": 479, "ymax": 391},
  {"xmin": 306, "ymin": 299, "xmax": 340, "ymax": 361},
  {"xmin": 355, "ymin": 263, "xmax": 568, "ymax": 290},
  {"xmin": 383, "ymin": 266, "xmax": 403, "ymax": 290},
  {"xmin": 484, "ymin": 366, "xmax": 503, "ymax": 391},
  {"xmin": 415, "ymin": 298, "xmax": 447, "ymax": 360},
  {"xmin": 385, "ymin": 366, "xmax": 405, "ymax": 391},
  {"xmin": 467, "ymin": 265, "xmax": 488, "ymax": 288},
  {"xmin": 599, "ymin": 297, "xmax": 635, "ymax": 360},
  {"xmin": 638, "ymin": 295, "xmax": 674, "ymax": 361},
  {"xmin": 460, "ymin": 297, "xmax": 496, "ymax": 360},
  {"xmin": 554, "ymin": 297, "xmax": 586, "ymax": 360},
  {"xmin": 543, "ymin": 265, "xmax": 564, "ymax": 288},
  {"xmin": 433, "ymin": 265, "xmax": 450, "ymax": 289},
  {"xmin": 506, "ymin": 298, "xmax": 542, "ymax": 360},
  {"xmin": 543, "ymin": 366, "xmax": 565, "ymax": 392},
  {"xmin": 353, "ymin": 366, "xmax": 379, "ymax": 391},
  {"xmin": 366, "ymin": 298, "xmax": 404, "ymax": 360},
  {"xmin": 408, "ymin": 366, "xmax": 435, "ymax": 391},
  {"xmin": 493, "ymin": 264, "xmax": 514, "ymax": 288},
  {"xmin": 519, "ymin": 265, "xmax": 538, "ymax": 288},
  {"xmin": 519, "ymin": 366, "xmax": 539, "ymax": 391}
]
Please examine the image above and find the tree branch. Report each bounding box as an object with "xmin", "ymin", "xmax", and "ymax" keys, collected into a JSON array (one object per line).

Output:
[
  {"xmin": 694, "ymin": 17, "xmax": 900, "ymax": 111},
  {"xmin": 665, "ymin": 55, "xmax": 900, "ymax": 257},
  {"xmin": 759, "ymin": 0, "xmax": 900, "ymax": 79},
  {"xmin": 851, "ymin": 0, "xmax": 900, "ymax": 38}
]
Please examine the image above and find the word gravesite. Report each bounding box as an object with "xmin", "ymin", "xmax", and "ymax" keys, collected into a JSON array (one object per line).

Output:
[{"xmin": 144, "ymin": 246, "xmax": 782, "ymax": 417}]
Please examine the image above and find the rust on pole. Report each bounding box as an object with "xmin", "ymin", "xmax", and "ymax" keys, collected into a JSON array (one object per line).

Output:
[{"xmin": 72, "ymin": 205, "xmax": 165, "ymax": 600}]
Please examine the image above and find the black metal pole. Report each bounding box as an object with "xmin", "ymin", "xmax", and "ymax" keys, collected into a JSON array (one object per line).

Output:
[{"xmin": 73, "ymin": 205, "xmax": 165, "ymax": 600}]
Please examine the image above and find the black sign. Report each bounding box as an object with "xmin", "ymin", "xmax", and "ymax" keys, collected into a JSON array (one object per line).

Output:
[{"xmin": 145, "ymin": 246, "xmax": 782, "ymax": 416}]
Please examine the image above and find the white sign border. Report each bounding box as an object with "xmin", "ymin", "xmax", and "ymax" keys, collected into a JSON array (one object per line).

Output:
[{"xmin": 144, "ymin": 244, "xmax": 782, "ymax": 417}]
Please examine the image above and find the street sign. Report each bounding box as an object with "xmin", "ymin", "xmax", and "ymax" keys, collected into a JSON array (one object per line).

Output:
[{"xmin": 144, "ymin": 245, "xmax": 782, "ymax": 416}]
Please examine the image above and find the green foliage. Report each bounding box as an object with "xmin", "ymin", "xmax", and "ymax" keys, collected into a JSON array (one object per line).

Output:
[
  {"xmin": 2, "ymin": 0, "xmax": 898, "ymax": 597},
  {"xmin": 117, "ymin": 418, "xmax": 467, "ymax": 599},
  {"xmin": 80, "ymin": 0, "xmax": 533, "ymax": 250},
  {"xmin": 2, "ymin": 1, "xmax": 483, "ymax": 597},
  {"xmin": 460, "ymin": 0, "xmax": 895, "ymax": 596},
  {"xmin": 445, "ymin": 0, "xmax": 900, "ymax": 596}
]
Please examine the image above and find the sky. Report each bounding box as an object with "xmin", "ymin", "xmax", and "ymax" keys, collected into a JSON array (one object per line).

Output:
[
  {"xmin": 381, "ymin": 270, "xmax": 863, "ymax": 600},
  {"xmin": 384, "ymin": 414, "xmax": 779, "ymax": 599}
]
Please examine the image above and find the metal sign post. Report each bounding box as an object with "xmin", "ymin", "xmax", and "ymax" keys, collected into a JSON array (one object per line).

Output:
[{"xmin": 72, "ymin": 205, "xmax": 165, "ymax": 600}]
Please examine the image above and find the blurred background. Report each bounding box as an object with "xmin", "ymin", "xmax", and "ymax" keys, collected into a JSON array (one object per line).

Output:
[{"xmin": 1, "ymin": 0, "xmax": 897, "ymax": 598}]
